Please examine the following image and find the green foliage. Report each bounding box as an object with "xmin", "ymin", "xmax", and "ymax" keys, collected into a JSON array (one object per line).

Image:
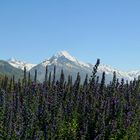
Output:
[{"xmin": 0, "ymin": 59, "xmax": 140, "ymax": 139}]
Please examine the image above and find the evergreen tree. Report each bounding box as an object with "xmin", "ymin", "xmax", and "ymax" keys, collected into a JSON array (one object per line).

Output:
[
  {"xmin": 23, "ymin": 67, "xmax": 27, "ymax": 86},
  {"xmin": 60, "ymin": 69, "xmax": 64, "ymax": 88},
  {"xmin": 0, "ymin": 59, "xmax": 140, "ymax": 139},
  {"xmin": 48, "ymin": 72, "xmax": 52, "ymax": 87},
  {"xmin": 28, "ymin": 72, "xmax": 31, "ymax": 86},
  {"xmin": 34, "ymin": 69, "xmax": 37, "ymax": 83},
  {"xmin": 45, "ymin": 66, "xmax": 48, "ymax": 83},
  {"xmin": 52, "ymin": 66, "xmax": 56, "ymax": 86}
]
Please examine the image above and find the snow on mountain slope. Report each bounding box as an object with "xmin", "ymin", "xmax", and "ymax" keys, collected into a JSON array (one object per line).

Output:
[
  {"xmin": 6, "ymin": 51, "xmax": 140, "ymax": 82},
  {"xmin": 41, "ymin": 51, "xmax": 78, "ymax": 67},
  {"xmin": 53, "ymin": 51, "xmax": 78, "ymax": 62},
  {"xmin": 30, "ymin": 51, "xmax": 136, "ymax": 82},
  {"xmin": 8, "ymin": 58, "xmax": 36, "ymax": 71},
  {"xmin": 127, "ymin": 71, "xmax": 140, "ymax": 78},
  {"xmin": 30, "ymin": 51, "xmax": 91, "ymax": 82},
  {"xmin": 40, "ymin": 51, "xmax": 92, "ymax": 70},
  {"xmin": 99, "ymin": 64, "xmax": 134, "ymax": 81}
]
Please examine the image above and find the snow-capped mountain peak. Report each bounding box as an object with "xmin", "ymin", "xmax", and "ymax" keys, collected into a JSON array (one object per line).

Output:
[
  {"xmin": 41, "ymin": 51, "xmax": 79, "ymax": 67},
  {"xmin": 53, "ymin": 51, "xmax": 78, "ymax": 62},
  {"xmin": 5, "ymin": 51, "xmax": 140, "ymax": 82},
  {"xmin": 40, "ymin": 51, "xmax": 136, "ymax": 81},
  {"xmin": 8, "ymin": 58, "xmax": 36, "ymax": 71}
]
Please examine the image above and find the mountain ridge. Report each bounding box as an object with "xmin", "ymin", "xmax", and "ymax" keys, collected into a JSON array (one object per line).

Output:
[
  {"xmin": 8, "ymin": 58, "xmax": 36, "ymax": 71},
  {"xmin": 0, "ymin": 60, "xmax": 23, "ymax": 79},
  {"xmin": 2, "ymin": 51, "xmax": 139, "ymax": 82}
]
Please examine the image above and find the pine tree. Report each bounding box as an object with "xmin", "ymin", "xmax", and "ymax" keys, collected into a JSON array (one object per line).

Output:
[
  {"xmin": 23, "ymin": 67, "xmax": 27, "ymax": 86},
  {"xmin": 28, "ymin": 72, "xmax": 31, "ymax": 86},
  {"xmin": 60, "ymin": 70, "xmax": 64, "ymax": 88},
  {"xmin": 100, "ymin": 72, "xmax": 105, "ymax": 95},
  {"xmin": 45, "ymin": 66, "xmax": 48, "ymax": 83},
  {"xmin": 34, "ymin": 69, "xmax": 37, "ymax": 83},
  {"xmin": 84, "ymin": 74, "xmax": 88, "ymax": 87},
  {"xmin": 90, "ymin": 59, "xmax": 100, "ymax": 89},
  {"xmin": 48, "ymin": 72, "xmax": 52, "ymax": 87},
  {"xmin": 52, "ymin": 66, "xmax": 56, "ymax": 86}
]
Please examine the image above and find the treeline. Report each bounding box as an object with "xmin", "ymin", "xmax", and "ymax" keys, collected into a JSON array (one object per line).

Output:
[{"xmin": 0, "ymin": 59, "xmax": 140, "ymax": 139}]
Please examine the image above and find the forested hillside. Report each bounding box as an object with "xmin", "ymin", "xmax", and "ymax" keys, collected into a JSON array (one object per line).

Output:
[
  {"xmin": 0, "ymin": 59, "xmax": 140, "ymax": 139},
  {"xmin": 0, "ymin": 60, "xmax": 23, "ymax": 80}
]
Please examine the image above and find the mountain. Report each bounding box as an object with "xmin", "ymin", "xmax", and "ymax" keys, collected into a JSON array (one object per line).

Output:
[
  {"xmin": 2, "ymin": 51, "xmax": 138, "ymax": 83},
  {"xmin": 8, "ymin": 58, "xmax": 36, "ymax": 71},
  {"xmin": 98, "ymin": 64, "xmax": 134, "ymax": 82},
  {"xmin": 29, "ymin": 51, "xmax": 135, "ymax": 83},
  {"xmin": 127, "ymin": 71, "xmax": 140, "ymax": 78},
  {"xmin": 0, "ymin": 60, "xmax": 23, "ymax": 79},
  {"xmin": 30, "ymin": 51, "xmax": 93, "ymax": 82}
]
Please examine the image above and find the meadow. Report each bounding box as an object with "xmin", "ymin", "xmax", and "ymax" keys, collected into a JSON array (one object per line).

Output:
[{"xmin": 0, "ymin": 59, "xmax": 140, "ymax": 140}]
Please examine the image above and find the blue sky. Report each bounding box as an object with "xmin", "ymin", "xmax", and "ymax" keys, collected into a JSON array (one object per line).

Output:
[{"xmin": 0, "ymin": 0, "xmax": 140, "ymax": 71}]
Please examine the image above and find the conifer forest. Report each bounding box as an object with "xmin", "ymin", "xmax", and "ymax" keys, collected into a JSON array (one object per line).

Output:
[{"xmin": 0, "ymin": 59, "xmax": 140, "ymax": 140}]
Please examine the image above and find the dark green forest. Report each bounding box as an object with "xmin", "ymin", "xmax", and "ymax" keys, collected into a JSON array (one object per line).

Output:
[{"xmin": 0, "ymin": 59, "xmax": 140, "ymax": 140}]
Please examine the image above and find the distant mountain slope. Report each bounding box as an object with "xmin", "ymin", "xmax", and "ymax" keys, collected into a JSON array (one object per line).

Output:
[
  {"xmin": 30, "ymin": 51, "xmax": 134, "ymax": 83},
  {"xmin": 8, "ymin": 58, "xmax": 36, "ymax": 71},
  {"xmin": 30, "ymin": 51, "xmax": 93, "ymax": 82},
  {"xmin": 2, "ymin": 51, "xmax": 139, "ymax": 83},
  {"xmin": 0, "ymin": 60, "xmax": 23, "ymax": 79},
  {"xmin": 127, "ymin": 71, "xmax": 140, "ymax": 78}
]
